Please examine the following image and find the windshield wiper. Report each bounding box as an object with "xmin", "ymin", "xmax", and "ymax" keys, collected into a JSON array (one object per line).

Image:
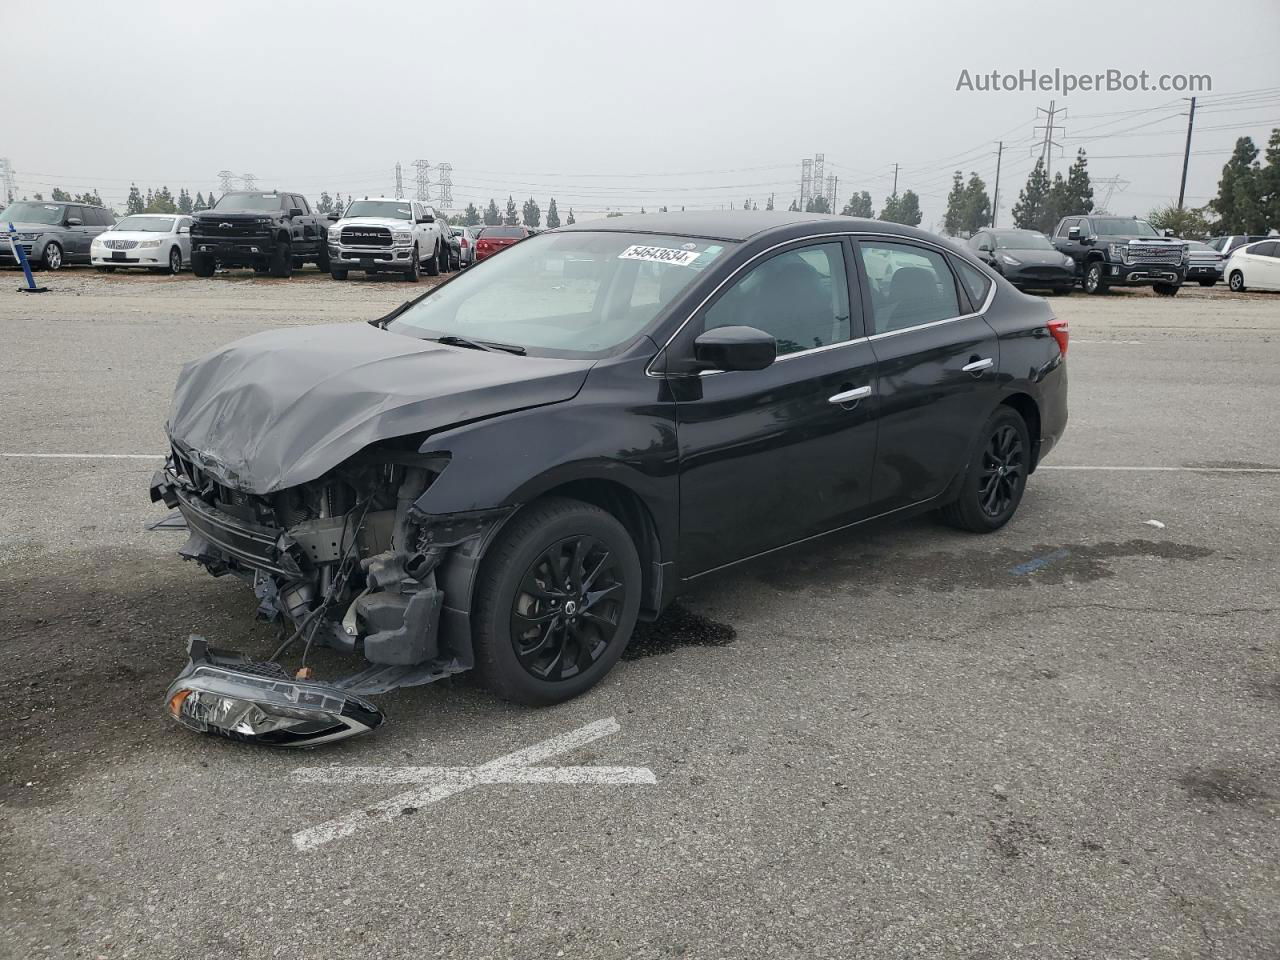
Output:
[
  {"xmin": 435, "ymin": 335, "xmax": 526, "ymax": 356},
  {"xmin": 369, "ymin": 299, "xmax": 416, "ymax": 329}
]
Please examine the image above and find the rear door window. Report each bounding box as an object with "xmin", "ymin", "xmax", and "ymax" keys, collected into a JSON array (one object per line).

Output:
[{"xmin": 856, "ymin": 241, "xmax": 962, "ymax": 335}]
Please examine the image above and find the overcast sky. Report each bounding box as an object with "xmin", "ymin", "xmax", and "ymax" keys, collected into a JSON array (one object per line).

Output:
[{"xmin": 4, "ymin": 0, "xmax": 1278, "ymax": 226}]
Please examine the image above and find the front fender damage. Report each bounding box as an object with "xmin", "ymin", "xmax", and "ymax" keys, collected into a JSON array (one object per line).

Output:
[{"xmin": 153, "ymin": 450, "xmax": 514, "ymax": 746}]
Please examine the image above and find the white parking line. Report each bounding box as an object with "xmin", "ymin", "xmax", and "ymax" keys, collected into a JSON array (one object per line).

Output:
[
  {"xmin": 0, "ymin": 453, "xmax": 163, "ymax": 459},
  {"xmin": 290, "ymin": 717, "xmax": 655, "ymax": 852},
  {"xmin": 1041, "ymin": 465, "xmax": 1280, "ymax": 474}
]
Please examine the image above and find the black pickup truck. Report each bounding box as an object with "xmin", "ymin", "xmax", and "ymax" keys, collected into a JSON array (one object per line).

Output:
[
  {"xmin": 1051, "ymin": 214, "xmax": 1188, "ymax": 296},
  {"xmin": 190, "ymin": 191, "xmax": 336, "ymax": 278}
]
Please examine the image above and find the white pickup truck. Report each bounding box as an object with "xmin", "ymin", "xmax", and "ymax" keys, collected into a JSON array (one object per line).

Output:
[{"xmin": 326, "ymin": 197, "xmax": 452, "ymax": 281}]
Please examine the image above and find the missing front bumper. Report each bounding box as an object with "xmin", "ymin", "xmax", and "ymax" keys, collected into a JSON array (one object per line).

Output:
[{"xmin": 166, "ymin": 636, "xmax": 384, "ymax": 747}]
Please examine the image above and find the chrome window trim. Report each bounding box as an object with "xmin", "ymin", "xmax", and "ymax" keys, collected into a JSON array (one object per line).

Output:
[{"xmin": 646, "ymin": 230, "xmax": 997, "ymax": 378}]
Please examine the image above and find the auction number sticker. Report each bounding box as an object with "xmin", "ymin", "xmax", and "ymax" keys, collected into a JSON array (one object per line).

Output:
[{"xmin": 618, "ymin": 244, "xmax": 702, "ymax": 267}]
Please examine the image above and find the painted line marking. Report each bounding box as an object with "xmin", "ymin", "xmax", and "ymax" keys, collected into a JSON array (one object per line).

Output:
[
  {"xmin": 1010, "ymin": 548, "xmax": 1071, "ymax": 575},
  {"xmin": 290, "ymin": 717, "xmax": 654, "ymax": 852},
  {"xmin": 0, "ymin": 453, "xmax": 163, "ymax": 460},
  {"xmin": 1072, "ymin": 339, "xmax": 1143, "ymax": 344}
]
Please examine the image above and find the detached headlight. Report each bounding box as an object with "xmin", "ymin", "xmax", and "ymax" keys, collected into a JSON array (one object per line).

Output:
[
  {"xmin": 1000, "ymin": 254, "xmax": 1022, "ymax": 266},
  {"xmin": 1108, "ymin": 242, "xmax": 1127, "ymax": 262},
  {"xmin": 392, "ymin": 230, "xmax": 413, "ymax": 244},
  {"xmin": 138, "ymin": 239, "xmax": 161, "ymax": 249}
]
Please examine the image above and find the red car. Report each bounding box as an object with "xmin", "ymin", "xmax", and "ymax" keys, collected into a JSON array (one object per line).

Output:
[{"xmin": 474, "ymin": 225, "xmax": 530, "ymax": 261}]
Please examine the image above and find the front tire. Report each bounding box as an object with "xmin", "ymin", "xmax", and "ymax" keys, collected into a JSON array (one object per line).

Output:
[
  {"xmin": 190, "ymin": 252, "xmax": 216, "ymax": 277},
  {"xmin": 1153, "ymin": 282, "xmax": 1180, "ymax": 297},
  {"xmin": 1228, "ymin": 270, "xmax": 1246, "ymax": 292},
  {"xmin": 167, "ymin": 247, "xmax": 182, "ymax": 275},
  {"xmin": 939, "ymin": 406, "xmax": 1030, "ymax": 534},
  {"xmin": 1083, "ymin": 261, "xmax": 1107, "ymax": 295},
  {"xmin": 472, "ymin": 498, "xmax": 642, "ymax": 706},
  {"xmin": 269, "ymin": 241, "xmax": 293, "ymax": 278},
  {"xmin": 404, "ymin": 244, "xmax": 421, "ymax": 282},
  {"xmin": 330, "ymin": 268, "xmax": 348, "ymax": 281},
  {"xmin": 42, "ymin": 242, "xmax": 64, "ymax": 271}
]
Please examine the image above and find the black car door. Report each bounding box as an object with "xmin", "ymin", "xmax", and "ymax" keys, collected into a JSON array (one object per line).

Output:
[
  {"xmin": 852, "ymin": 238, "xmax": 1000, "ymax": 512},
  {"xmin": 669, "ymin": 238, "xmax": 880, "ymax": 576}
]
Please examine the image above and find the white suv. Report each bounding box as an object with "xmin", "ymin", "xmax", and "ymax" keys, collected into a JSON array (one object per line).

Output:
[{"xmin": 327, "ymin": 198, "xmax": 451, "ymax": 281}]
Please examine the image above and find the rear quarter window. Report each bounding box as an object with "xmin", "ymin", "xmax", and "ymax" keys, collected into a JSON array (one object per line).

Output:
[{"xmin": 951, "ymin": 256, "xmax": 992, "ymax": 309}]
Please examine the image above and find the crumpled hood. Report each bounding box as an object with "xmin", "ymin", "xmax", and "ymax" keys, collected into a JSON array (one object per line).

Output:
[{"xmin": 167, "ymin": 323, "xmax": 592, "ymax": 494}]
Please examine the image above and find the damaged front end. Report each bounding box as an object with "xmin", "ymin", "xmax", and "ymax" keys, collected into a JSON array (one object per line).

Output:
[{"xmin": 150, "ymin": 441, "xmax": 504, "ymax": 746}]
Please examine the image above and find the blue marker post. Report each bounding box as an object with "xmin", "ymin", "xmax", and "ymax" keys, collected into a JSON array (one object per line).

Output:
[{"xmin": 6, "ymin": 222, "xmax": 48, "ymax": 293}]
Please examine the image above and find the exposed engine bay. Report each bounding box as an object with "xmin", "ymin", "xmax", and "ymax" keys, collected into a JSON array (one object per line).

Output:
[{"xmin": 150, "ymin": 440, "xmax": 508, "ymax": 746}]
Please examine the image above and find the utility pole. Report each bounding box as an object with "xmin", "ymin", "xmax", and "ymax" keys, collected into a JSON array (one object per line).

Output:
[
  {"xmin": 1177, "ymin": 96, "xmax": 1197, "ymax": 210},
  {"xmin": 891, "ymin": 163, "xmax": 899, "ymax": 196},
  {"xmin": 1035, "ymin": 100, "xmax": 1066, "ymax": 179},
  {"xmin": 990, "ymin": 141, "xmax": 1003, "ymax": 228}
]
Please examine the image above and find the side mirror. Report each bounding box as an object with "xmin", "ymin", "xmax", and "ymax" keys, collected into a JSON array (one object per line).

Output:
[
  {"xmin": 1066, "ymin": 226, "xmax": 1080, "ymax": 240},
  {"xmin": 178, "ymin": 225, "xmax": 190, "ymax": 235},
  {"xmin": 419, "ymin": 215, "xmax": 435, "ymax": 224},
  {"xmin": 977, "ymin": 243, "xmax": 991, "ymax": 253},
  {"xmin": 693, "ymin": 326, "xmax": 776, "ymax": 372},
  {"xmin": 66, "ymin": 217, "xmax": 83, "ymax": 227},
  {"xmin": 289, "ymin": 207, "xmax": 304, "ymax": 217},
  {"xmin": 1163, "ymin": 228, "xmax": 1175, "ymax": 238}
]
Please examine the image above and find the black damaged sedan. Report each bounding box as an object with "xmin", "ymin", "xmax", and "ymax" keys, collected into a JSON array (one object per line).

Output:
[{"xmin": 151, "ymin": 211, "xmax": 1068, "ymax": 745}]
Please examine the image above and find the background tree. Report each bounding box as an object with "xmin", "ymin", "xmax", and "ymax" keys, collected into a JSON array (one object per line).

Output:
[
  {"xmin": 208, "ymin": 188, "xmax": 218, "ymax": 208},
  {"xmin": 1011, "ymin": 159, "xmax": 1051, "ymax": 232},
  {"xmin": 841, "ymin": 190, "xmax": 874, "ymax": 218},
  {"xmin": 943, "ymin": 172, "xmax": 967, "ymax": 235},
  {"xmin": 177, "ymin": 188, "xmax": 193, "ymax": 214},
  {"xmin": 804, "ymin": 196, "xmax": 831, "ymax": 213},
  {"xmin": 787, "ymin": 198, "xmax": 799, "ymax": 212},
  {"xmin": 126, "ymin": 184, "xmax": 144, "ymax": 215},
  {"xmin": 743, "ymin": 198, "xmax": 751, "ymax": 211},
  {"xmin": 1262, "ymin": 128, "xmax": 1280, "ymax": 229},
  {"xmin": 332, "ymin": 194, "xmax": 343, "ymax": 217},
  {"xmin": 566, "ymin": 208, "xmax": 576, "ymax": 225},
  {"xmin": 879, "ymin": 191, "xmax": 922, "ymax": 226},
  {"xmin": 545, "ymin": 197, "xmax": 559, "ymax": 229},
  {"xmin": 765, "ymin": 194, "xmax": 775, "ymax": 211},
  {"xmin": 73, "ymin": 190, "xmax": 104, "ymax": 207},
  {"xmin": 484, "ymin": 198, "xmax": 500, "ymax": 225},
  {"xmin": 961, "ymin": 173, "xmax": 991, "ymax": 234},
  {"xmin": 1147, "ymin": 203, "xmax": 1212, "ymax": 238},
  {"xmin": 146, "ymin": 186, "xmax": 177, "ymax": 214},
  {"xmin": 1211, "ymin": 136, "xmax": 1266, "ymax": 234},
  {"xmin": 316, "ymin": 191, "xmax": 333, "ymax": 214},
  {"xmin": 1064, "ymin": 148, "xmax": 1094, "ymax": 217},
  {"xmin": 503, "ymin": 196, "xmax": 519, "ymax": 225},
  {"xmin": 463, "ymin": 202, "xmax": 480, "ymax": 225},
  {"xmin": 193, "ymin": 192, "xmax": 207, "ymax": 212},
  {"xmin": 522, "ymin": 196, "xmax": 541, "ymax": 227},
  {"xmin": 51, "ymin": 187, "xmax": 72, "ymax": 201}
]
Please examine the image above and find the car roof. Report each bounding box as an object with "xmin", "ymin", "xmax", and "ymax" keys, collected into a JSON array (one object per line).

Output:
[{"xmin": 554, "ymin": 210, "xmax": 931, "ymax": 243}]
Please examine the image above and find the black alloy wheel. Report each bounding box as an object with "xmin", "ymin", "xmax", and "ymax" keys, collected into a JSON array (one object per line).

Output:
[
  {"xmin": 1153, "ymin": 282, "xmax": 1180, "ymax": 297},
  {"xmin": 269, "ymin": 240, "xmax": 293, "ymax": 278},
  {"xmin": 940, "ymin": 406, "xmax": 1030, "ymax": 533},
  {"xmin": 473, "ymin": 497, "xmax": 642, "ymax": 705},
  {"xmin": 510, "ymin": 535, "xmax": 624, "ymax": 681}
]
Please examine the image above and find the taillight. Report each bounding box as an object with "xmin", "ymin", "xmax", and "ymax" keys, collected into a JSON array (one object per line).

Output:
[{"xmin": 1048, "ymin": 317, "xmax": 1069, "ymax": 356}]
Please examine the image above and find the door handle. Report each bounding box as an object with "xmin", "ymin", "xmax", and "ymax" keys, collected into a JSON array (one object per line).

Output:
[
  {"xmin": 962, "ymin": 357, "xmax": 994, "ymax": 373},
  {"xmin": 828, "ymin": 385, "xmax": 872, "ymax": 405}
]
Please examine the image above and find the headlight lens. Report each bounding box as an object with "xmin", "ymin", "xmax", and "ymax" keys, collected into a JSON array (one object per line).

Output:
[
  {"xmin": 16, "ymin": 232, "xmax": 42, "ymax": 241},
  {"xmin": 138, "ymin": 239, "xmax": 161, "ymax": 249},
  {"xmin": 1108, "ymin": 242, "xmax": 1126, "ymax": 261},
  {"xmin": 328, "ymin": 226, "xmax": 342, "ymax": 241},
  {"xmin": 1181, "ymin": 246, "xmax": 1191, "ymax": 264},
  {"xmin": 1063, "ymin": 254, "xmax": 1075, "ymax": 267},
  {"xmin": 392, "ymin": 231, "xmax": 413, "ymax": 244},
  {"xmin": 1000, "ymin": 254, "xmax": 1021, "ymax": 266}
]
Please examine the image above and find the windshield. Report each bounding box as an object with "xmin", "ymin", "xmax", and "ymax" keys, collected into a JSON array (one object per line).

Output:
[
  {"xmin": 0, "ymin": 202, "xmax": 66, "ymax": 225},
  {"xmin": 991, "ymin": 231, "xmax": 1053, "ymax": 251},
  {"xmin": 389, "ymin": 232, "xmax": 733, "ymax": 357},
  {"xmin": 213, "ymin": 193, "xmax": 284, "ymax": 212},
  {"xmin": 344, "ymin": 200, "xmax": 413, "ymax": 220},
  {"xmin": 479, "ymin": 226, "xmax": 525, "ymax": 239},
  {"xmin": 1186, "ymin": 241, "xmax": 1214, "ymax": 252},
  {"xmin": 113, "ymin": 216, "xmax": 173, "ymax": 232},
  {"xmin": 1094, "ymin": 218, "xmax": 1161, "ymax": 237}
]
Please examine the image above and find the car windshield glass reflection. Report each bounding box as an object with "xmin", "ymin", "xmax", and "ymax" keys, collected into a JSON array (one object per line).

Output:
[
  {"xmin": 991, "ymin": 231, "xmax": 1053, "ymax": 251},
  {"xmin": 212, "ymin": 194, "xmax": 283, "ymax": 212},
  {"xmin": 390, "ymin": 232, "xmax": 733, "ymax": 357},
  {"xmin": 1093, "ymin": 219, "xmax": 1161, "ymax": 237},
  {"xmin": 0, "ymin": 202, "xmax": 66, "ymax": 225},
  {"xmin": 344, "ymin": 201, "xmax": 413, "ymax": 220},
  {"xmin": 113, "ymin": 216, "xmax": 174, "ymax": 232}
]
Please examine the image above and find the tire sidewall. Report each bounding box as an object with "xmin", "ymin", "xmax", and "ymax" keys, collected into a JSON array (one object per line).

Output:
[
  {"xmin": 474, "ymin": 503, "xmax": 642, "ymax": 705},
  {"xmin": 955, "ymin": 406, "xmax": 1030, "ymax": 532},
  {"xmin": 169, "ymin": 246, "xmax": 182, "ymax": 274},
  {"xmin": 1229, "ymin": 271, "xmax": 1244, "ymax": 292},
  {"xmin": 1084, "ymin": 261, "xmax": 1104, "ymax": 294},
  {"xmin": 44, "ymin": 242, "xmax": 63, "ymax": 270}
]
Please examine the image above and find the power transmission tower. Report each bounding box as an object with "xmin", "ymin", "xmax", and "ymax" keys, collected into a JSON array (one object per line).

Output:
[
  {"xmin": 800, "ymin": 158, "xmax": 813, "ymax": 210},
  {"xmin": 825, "ymin": 174, "xmax": 837, "ymax": 211},
  {"xmin": 1034, "ymin": 101, "xmax": 1066, "ymax": 179},
  {"xmin": 241, "ymin": 173, "xmax": 256, "ymax": 191},
  {"xmin": 413, "ymin": 159, "xmax": 430, "ymax": 201},
  {"xmin": 990, "ymin": 141, "xmax": 1004, "ymax": 227},
  {"xmin": 0, "ymin": 157, "xmax": 16, "ymax": 203},
  {"xmin": 436, "ymin": 163, "xmax": 453, "ymax": 208},
  {"xmin": 217, "ymin": 170, "xmax": 237, "ymax": 193},
  {"xmin": 1178, "ymin": 96, "xmax": 1197, "ymax": 209},
  {"xmin": 813, "ymin": 153, "xmax": 825, "ymax": 204},
  {"xmin": 394, "ymin": 163, "xmax": 404, "ymax": 200},
  {"xmin": 1093, "ymin": 176, "xmax": 1130, "ymax": 214}
]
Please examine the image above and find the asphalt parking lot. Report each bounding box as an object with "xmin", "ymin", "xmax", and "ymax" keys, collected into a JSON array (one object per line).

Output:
[{"xmin": 1, "ymin": 269, "xmax": 1278, "ymax": 959}]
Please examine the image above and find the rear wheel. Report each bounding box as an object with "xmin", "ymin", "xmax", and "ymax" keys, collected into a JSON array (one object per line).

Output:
[
  {"xmin": 438, "ymin": 243, "xmax": 450, "ymax": 274},
  {"xmin": 191, "ymin": 252, "xmax": 216, "ymax": 277},
  {"xmin": 1083, "ymin": 261, "xmax": 1107, "ymax": 295},
  {"xmin": 939, "ymin": 406, "xmax": 1030, "ymax": 533},
  {"xmin": 424, "ymin": 241, "xmax": 441, "ymax": 276},
  {"xmin": 1228, "ymin": 270, "xmax": 1246, "ymax": 292},
  {"xmin": 269, "ymin": 240, "xmax": 293, "ymax": 278},
  {"xmin": 1153, "ymin": 282, "xmax": 1180, "ymax": 296},
  {"xmin": 472, "ymin": 498, "xmax": 642, "ymax": 706}
]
